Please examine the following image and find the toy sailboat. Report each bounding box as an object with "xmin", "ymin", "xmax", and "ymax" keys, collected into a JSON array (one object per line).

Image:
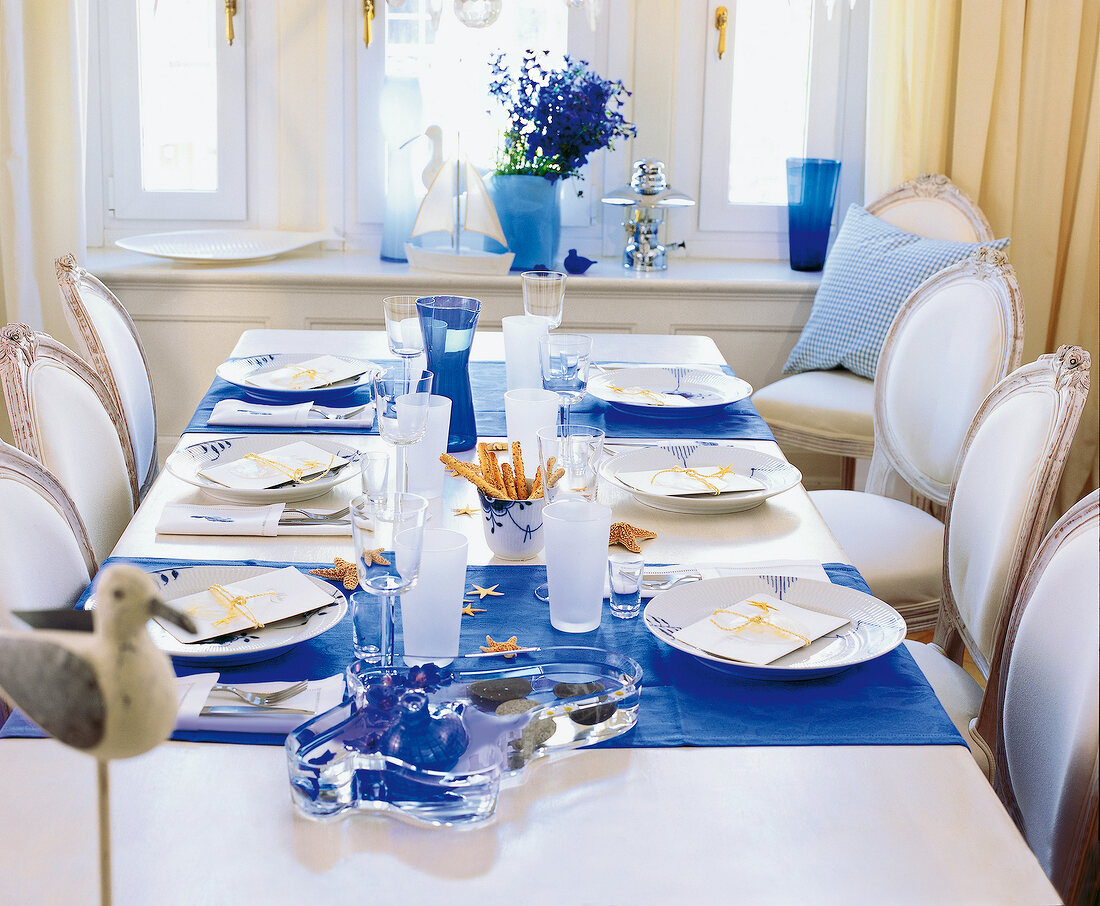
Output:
[{"xmin": 404, "ymin": 132, "xmax": 514, "ymax": 274}]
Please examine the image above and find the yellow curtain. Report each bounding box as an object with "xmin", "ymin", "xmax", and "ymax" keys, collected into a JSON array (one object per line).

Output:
[{"xmin": 865, "ymin": 0, "xmax": 1100, "ymax": 513}]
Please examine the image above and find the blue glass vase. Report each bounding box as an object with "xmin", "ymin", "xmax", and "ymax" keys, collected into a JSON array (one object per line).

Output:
[
  {"xmin": 487, "ymin": 174, "xmax": 561, "ymax": 271},
  {"xmin": 380, "ymin": 691, "xmax": 469, "ymax": 772},
  {"xmin": 416, "ymin": 295, "xmax": 481, "ymax": 452},
  {"xmin": 786, "ymin": 158, "xmax": 841, "ymax": 271}
]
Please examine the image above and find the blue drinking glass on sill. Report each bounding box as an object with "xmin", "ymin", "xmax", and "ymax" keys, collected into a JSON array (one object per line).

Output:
[
  {"xmin": 416, "ymin": 295, "xmax": 481, "ymax": 452},
  {"xmin": 786, "ymin": 158, "xmax": 841, "ymax": 272}
]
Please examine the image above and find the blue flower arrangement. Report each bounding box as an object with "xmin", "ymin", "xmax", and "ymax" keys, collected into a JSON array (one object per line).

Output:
[{"xmin": 488, "ymin": 50, "xmax": 636, "ymax": 183}]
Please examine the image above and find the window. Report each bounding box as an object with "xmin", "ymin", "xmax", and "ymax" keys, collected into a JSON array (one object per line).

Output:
[
  {"xmin": 100, "ymin": 0, "xmax": 246, "ymax": 222},
  {"xmin": 675, "ymin": 0, "xmax": 868, "ymax": 257}
]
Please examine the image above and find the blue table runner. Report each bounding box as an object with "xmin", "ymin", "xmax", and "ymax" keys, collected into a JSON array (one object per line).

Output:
[
  {"xmin": 2, "ymin": 558, "xmax": 962, "ymax": 750},
  {"xmin": 183, "ymin": 360, "xmax": 775, "ymax": 442}
]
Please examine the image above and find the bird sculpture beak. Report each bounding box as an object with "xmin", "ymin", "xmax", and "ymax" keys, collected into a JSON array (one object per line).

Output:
[{"xmin": 150, "ymin": 598, "xmax": 198, "ymax": 634}]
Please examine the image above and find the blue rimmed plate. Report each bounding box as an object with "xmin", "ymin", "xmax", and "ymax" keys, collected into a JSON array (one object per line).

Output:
[
  {"xmin": 216, "ymin": 353, "xmax": 381, "ymax": 404},
  {"xmin": 587, "ymin": 366, "xmax": 752, "ymax": 418}
]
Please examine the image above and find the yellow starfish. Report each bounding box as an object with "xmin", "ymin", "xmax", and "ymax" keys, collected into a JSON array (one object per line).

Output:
[
  {"xmin": 461, "ymin": 603, "xmax": 487, "ymax": 616},
  {"xmin": 452, "ymin": 505, "xmax": 479, "ymax": 517},
  {"xmin": 468, "ymin": 583, "xmax": 504, "ymax": 599},
  {"xmin": 308, "ymin": 557, "xmax": 359, "ymax": 590},
  {"xmin": 479, "ymin": 635, "xmax": 522, "ymax": 658},
  {"xmin": 364, "ymin": 547, "xmax": 390, "ymax": 566}
]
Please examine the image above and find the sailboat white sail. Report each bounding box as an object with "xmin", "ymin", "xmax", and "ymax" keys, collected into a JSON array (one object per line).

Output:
[{"xmin": 405, "ymin": 156, "xmax": 515, "ymax": 275}]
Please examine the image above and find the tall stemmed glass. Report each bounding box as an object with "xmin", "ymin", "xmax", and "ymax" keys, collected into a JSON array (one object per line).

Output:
[
  {"xmin": 538, "ymin": 333, "xmax": 592, "ymax": 432},
  {"xmin": 522, "ymin": 270, "xmax": 567, "ymax": 329},
  {"xmin": 373, "ymin": 366, "xmax": 434, "ymax": 493},
  {"xmin": 382, "ymin": 295, "xmax": 425, "ymax": 382},
  {"xmin": 351, "ymin": 492, "xmax": 429, "ymax": 667}
]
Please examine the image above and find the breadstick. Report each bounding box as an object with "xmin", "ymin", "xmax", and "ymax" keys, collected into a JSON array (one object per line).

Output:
[
  {"xmin": 476, "ymin": 443, "xmax": 499, "ymax": 492},
  {"xmin": 546, "ymin": 466, "xmax": 566, "ymax": 488},
  {"xmin": 439, "ymin": 453, "xmax": 508, "ymax": 499},
  {"xmin": 511, "ymin": 442, "xmax": 528, "ymax": 499},
  {"xmin": 529, "ymin": 466, "xmax": 543, "ymax": 499},
  {"xmin": 483, "ymin": 450, "xmax": 500, "ymax": 490},
  {"xmin": 501, "ymin": 462, "xmax": 518, "ymax": 499},
  {"xmin": 485, "ymin": 441, "xmax": 508, "ymax": 452}
]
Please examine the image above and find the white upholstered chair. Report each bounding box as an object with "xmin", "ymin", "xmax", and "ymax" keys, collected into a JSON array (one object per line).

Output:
[
  {"xmin": 56, "ymin": 253, "xmax": 159, "ymax": 498},
  {"xmin": 0, "ymin": 324, "xmax": 138, "ymax": 564},
  {"xmin": 971, "ymin": 490, "xmax": 1098, "ymax": 906},
  {"xmin": 810, "ymin": 248, "xmax": 1024, "ymax": 630},
  {"xmin": 0, "ymin": 440, "xmax": 98, "ymax": 726},
  {"xmin": 891, "ymin": 346, "xmax": 1091, "ymax": 773},
  {"xmin": 752, "ymin": 173, "xmax": 995, "ymax": 489}
]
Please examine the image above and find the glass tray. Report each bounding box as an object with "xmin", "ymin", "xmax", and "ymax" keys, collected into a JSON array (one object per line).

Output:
[{"xmin": 285, "ymin": 646, "xmax": 642, "ymax": 827}]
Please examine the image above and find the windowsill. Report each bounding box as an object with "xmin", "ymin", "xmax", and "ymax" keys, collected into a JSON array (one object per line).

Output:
[{"xmin": 85, "ymin": 246, "xmax": 822, "ymax": 295}]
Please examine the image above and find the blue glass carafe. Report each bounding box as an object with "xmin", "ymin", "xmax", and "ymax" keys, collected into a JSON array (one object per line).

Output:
[{"xmin": 416, "ymin": 295, "xmax": 481, "ymax": 451}]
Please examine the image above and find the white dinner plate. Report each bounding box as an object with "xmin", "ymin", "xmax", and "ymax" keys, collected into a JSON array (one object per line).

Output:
[
  {"xmin": 587, "ymin": 367, "xmax": 752, "ymax": 417},
  {"xmin": 165, "ymin": 435, "xmax": 362, "ymax": 504},
  {"xmin": 216, "ymin": 353, "xmax": 381, "ymax": 404},
  {"xmin": 644, "ymin": 575, "xmax": 906, "ymax": 680},
  {"xmin": 87, "ymin": 565, "xmax": 347, "ymax": 666},
  {"xmin": 601, "ymin": 444, "xmax": 801, "ymax": 514},
  {"xmin": 115, "ymin": 229, "xmax": 336, "ymax": 263}
]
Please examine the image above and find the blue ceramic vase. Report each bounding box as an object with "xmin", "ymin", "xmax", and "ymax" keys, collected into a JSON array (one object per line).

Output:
[
  {"xmin": 416, "ymin": 295, "xmax": 481, "ymax": 451},
  {"xmin": 487, "ymin": 173, "xmax": 561, "ymax": 271}
]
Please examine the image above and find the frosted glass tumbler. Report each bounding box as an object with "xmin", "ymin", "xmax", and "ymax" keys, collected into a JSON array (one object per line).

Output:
[
  {"xmin": 396, "ymin": 528, "xmax": 468, "ymax": 667},
  {"xmin": 543, "ymin": 499, "xmax": 612, "ymax": 633},
  {"xmin": 405, "ymin": 395, "xmax": 452, "ymax": 499},
  {"xmin": 502, "ymin": 314, "xmax": 550, "ymax": 391},
  {"xmin": 504, "ymin": 388, "xmax": 559, "ymax": 466}
]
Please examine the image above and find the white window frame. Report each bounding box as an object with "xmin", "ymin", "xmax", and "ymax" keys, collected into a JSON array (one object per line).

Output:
[
  {"xmin": 349, "ymin": 1, "xmax": 623, "ymax": 250},
  {"xmin": 670, "ymin": 0, "xmax": 868, "ymax": 259},
  {"xmin": 101, "ymin": 0, "xmax": 247, "ymax": 223}
]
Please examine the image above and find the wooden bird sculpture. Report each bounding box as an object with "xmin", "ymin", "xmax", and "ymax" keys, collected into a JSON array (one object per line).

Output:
[
  {"xmin": 0, "ymin": 563, "xmax": 196, "ymax": 905},
  {"xmin": 0, "ymin": 563, "xmax": 195, "ymax": 759}
]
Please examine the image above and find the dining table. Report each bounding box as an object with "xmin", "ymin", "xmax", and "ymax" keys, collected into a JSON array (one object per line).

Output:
[{"xmin": 0, "ymin": 329, "xmax": 1059, "ymax": 905}]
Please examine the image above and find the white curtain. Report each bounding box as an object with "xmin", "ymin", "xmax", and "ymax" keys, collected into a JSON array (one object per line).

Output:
[{"xmin": 0, "ymin": 0, "xmax": 88, "ymax": 340}]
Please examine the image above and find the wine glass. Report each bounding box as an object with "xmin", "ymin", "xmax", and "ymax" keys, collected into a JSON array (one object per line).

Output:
[
  {"xmin": 522, "ymin": 270, "xmax": 567, "ymax": 329},
  {"xmin": 373, "ymin": 366, "xmax": 434, "ymax": 493},
  {"xmin": 538, "ymin": 333, "xmax": 592, "ymax": 432},
  {"xmin": 382, "ymin": 295, "xmax": 425, "ymax": 382},
  {"xmin": 351, "ymin": 493, "xmax": 429, "ymax": 666}
]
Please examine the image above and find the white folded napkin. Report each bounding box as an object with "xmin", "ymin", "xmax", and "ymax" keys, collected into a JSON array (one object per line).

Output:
[
  {"xmin": 208, "ymin": 399, "xmax": 375, "ymax": 428},
  {"xmin": 155, "ymin": 503, "xmax": 351, "ymax": 536},
  {"xmin": 605, "ymin": 560, "xmax": 830, "ymax": 600},
  {"xmin": 174, "ymin": 673, "xmax": 345, "ymax": 735}
]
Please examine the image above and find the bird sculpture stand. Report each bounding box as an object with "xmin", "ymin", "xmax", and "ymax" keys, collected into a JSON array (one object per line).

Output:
[{"xmin": 0, "ymin": 564, "xmax": 196, "ymax": 906}]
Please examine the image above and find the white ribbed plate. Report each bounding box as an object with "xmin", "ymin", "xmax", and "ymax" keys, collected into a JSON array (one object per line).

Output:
[
  {"xmin": 601, "ymin": 444, "xmax": 801, "ymax": 514},
  {"xmin": 644, "ymin": 575, "xmax": 905, "ymax": 680},
  {"xmin": 216, "ymin": 353, "xmax": 381, "ymax": 404},
  {"xmin": 87, "ymin": 565, "xmax": 347, "ymax": 666},
  {"xmin": 587, "ymin": 367, "xmax": 752, "ymax": 417},
  {"xmin": 165, "ymin": 434, "xmax": 361, "ymax": 504},
  {"xmin": 116, "ymin": 229, "xmax": 336, "ymax": 263}
]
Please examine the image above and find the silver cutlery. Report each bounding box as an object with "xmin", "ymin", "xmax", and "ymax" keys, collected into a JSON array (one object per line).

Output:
[
  {"xmin": 309, "ymin": 404, "xmax": 370, "ymax": 420},
  {"xmin": 200, "ymin": 705, "xmax": 315, "ymax": 716},
  {"xmin": 279, "ymin": 506, "xmax": 351, "ymax": 525},
  {"xmin": 642, "ymin": 572, "xmax": 703, "ymax": 591},
  {"xmin": 210, "ymin": 680, "xmax": 309, "ymax": 706}
]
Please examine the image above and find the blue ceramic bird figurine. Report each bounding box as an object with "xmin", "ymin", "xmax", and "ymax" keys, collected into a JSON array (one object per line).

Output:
[
  {"xmin": 563, "ymin": 248, "xmax": 596, "ymax": 274},
  {"xmin": 0, "ymin": 563, "xmax": 195, "ymax": 759}
]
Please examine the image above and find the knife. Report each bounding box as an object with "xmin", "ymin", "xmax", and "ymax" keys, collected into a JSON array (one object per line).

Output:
[{"xmin": 200, "ymin": 705, "xmax": 316, "ymax": 716}]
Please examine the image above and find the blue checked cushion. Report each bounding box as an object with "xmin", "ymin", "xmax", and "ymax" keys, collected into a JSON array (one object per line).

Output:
[{"xmin": 783, "ymin": 205, "xmax": 1010, "ymax": 379}]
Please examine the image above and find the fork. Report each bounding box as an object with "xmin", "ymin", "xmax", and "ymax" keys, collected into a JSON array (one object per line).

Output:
[
  {"xmin": 642, "ymin": 572, "xmax": 703, "ymax": 591},
  {"xmin": 210, "ymin": 681, "xmax": 309, "ymax": 707},
  {"xmin": 309, "ymin": 404, "xmax": 369, "ymax": 420},
  {"xmin": 280, "ymin": 505, "xmax": 351, "ymax": 522}
]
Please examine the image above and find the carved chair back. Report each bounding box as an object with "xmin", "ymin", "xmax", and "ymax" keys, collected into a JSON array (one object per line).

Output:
[{"xmin": 867, "ymin": 172, "xmax": 994, "ymax": 243}]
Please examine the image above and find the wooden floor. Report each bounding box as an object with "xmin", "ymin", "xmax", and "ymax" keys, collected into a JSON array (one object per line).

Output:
[{"xmin": 906, "ymin": 629, "xmax": 985, "ymax": 685}]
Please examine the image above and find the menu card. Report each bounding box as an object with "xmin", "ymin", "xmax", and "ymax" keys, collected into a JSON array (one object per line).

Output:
[
  {"xmin": 199, "ymin": 441, "xmax": 349, "ymax": 489},
  {"xmin": 617, "ymin": 464, "xmax": 765, "ymax": 497},
  {"xmin": 245, "ymin": 355, "xmax": 370, "ymax": 391},
  {"xmin": 156, "ymin": 567, "xmax": 335, "ymax": 643},
  {"xmin": 673, "ymin": 593, "xmax": 849, "ymax": 665}
]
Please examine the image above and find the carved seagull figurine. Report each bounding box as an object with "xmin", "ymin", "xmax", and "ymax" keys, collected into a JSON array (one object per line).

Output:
[{"xmin": 0, "ymin": 564, "xmax": 195, "ymax": 759}]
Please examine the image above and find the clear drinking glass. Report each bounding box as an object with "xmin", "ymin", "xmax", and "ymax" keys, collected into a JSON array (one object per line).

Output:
[
  {"xmin": 373, "ymin": 366, "xmax": 434, "ymax": 493},
  {"xmin": 351, "ymin": 492, "xmax": 429, "ymax": 666},
  {"xmin": 382, "ymin": 295, "xmax": 426, "ymax": 381},
  {"xmin": 538, "ymin": 333, "xmax": 592, "ymax": 432},
  {"xmin": 359, "ymin": 450, "xmax": 390, "ymax": 501},
  {"xmin": 608, "ymin": 553, "xmax": 645, "ymax": 620},
  {"xmin": 522, "ymin": 270, "xmax": 567, "ymax": 329}
]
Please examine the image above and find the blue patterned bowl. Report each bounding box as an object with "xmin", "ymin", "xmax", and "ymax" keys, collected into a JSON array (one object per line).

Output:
[{"xmin": 477, "ymin": 488, "xmax": 545, "ymax": 560}]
